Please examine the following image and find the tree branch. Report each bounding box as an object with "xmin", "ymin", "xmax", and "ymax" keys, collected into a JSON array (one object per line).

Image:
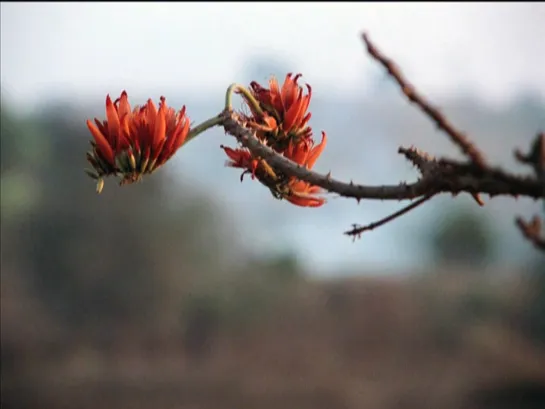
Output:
[
  {"xmin": 345, "ymin": 194, "xmax": 435, "ymax": 238},
  {"xmin": 219, "ymin": 32, "xmax": 544, "ymax": 251},
  {"xmin": 515, "ymin": 216, "xmax": 545, "ymax": 251},
  {"xmin": 515, "ymin": 132, "xmax": 545, "ymax": 181},
  {"xmin": 514, "ymin": 132, "xmax": 545, "ymax": 249},
  {"xmin": 362, "ymin": 32, "xmax": 488, "ymax": 169},
  {"xmin": 222, "ymin": 111, "xmax": 544, "ymax": 201}
]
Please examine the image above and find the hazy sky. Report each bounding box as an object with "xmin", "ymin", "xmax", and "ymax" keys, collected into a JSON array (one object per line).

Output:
[{"xmin": 2, "ymin": 2, "xmax": 545, "ymax": 108}]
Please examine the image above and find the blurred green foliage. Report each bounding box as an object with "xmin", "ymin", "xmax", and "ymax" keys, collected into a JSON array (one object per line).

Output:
[
  {"xmin": 429, "ymin": 206, "xmax": 496, "ymax": 269},
  {"xmin": 424, "ymin": 203, "xmax": 545, "ymax": 345},
  {"xmin": 0, "ymin": 99, "xmax": 302, "ymax": 359}
]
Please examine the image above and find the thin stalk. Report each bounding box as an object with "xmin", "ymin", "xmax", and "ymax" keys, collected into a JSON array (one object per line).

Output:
[
  {"xmin": 225, "ymin": 83, "xmax": 263, "ymax": 116},
  {"xmin": 185, "ymin": 115, "xmax": 224, "ymax": 144}
]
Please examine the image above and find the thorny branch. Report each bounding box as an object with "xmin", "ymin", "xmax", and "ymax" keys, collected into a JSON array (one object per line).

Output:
[
  {"xmin": 221, "ymin": 32, "xmax": 545, "ymax": 251},
  {"xmin": 361, "ymin": 33, "xmax": 488, "ymax": 170},
  {"xmin": 345, "ymin": 194, "xmax": 435, "ymax": 238},
  {"xmin": 514, "ymin": 133, "xmax": 545, "ymax": 249},
  {"xmin": 222, "ymin": 113, "xmax": 543, "ymax": 201}
]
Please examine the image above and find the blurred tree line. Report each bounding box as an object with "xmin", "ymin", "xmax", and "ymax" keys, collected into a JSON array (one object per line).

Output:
[
  {"xmin": 425, "ymin": 203, "xmax": 545, "ymax": 344},
  {"xmin": 1, "ymin": 93, "xmax": 544, "ymax": 385},
  {"xmin": 0, "ymin": 98, "xmax": 303, "ymax": 376},
  {"xmin": 2, "ymin": 93, "xmax": 544, "ymax": 409}
]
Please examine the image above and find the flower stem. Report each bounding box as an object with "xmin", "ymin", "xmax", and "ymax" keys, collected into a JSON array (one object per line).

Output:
[
  {"xmin": 185, "ymin": 115, "xmax": 224, "ymax": 144},
  {"xmin": 225, "ymin": 83, "xmax": 263, "ymax": 116},
  {"xmin": 182, "ymin": 83, "xmax": 263, "ymax": 146}
]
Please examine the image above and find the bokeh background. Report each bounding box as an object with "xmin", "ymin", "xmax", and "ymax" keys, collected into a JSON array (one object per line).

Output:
[{"xmin": 2, "ymin": 3, "xmax": 545, "ymax": 409}]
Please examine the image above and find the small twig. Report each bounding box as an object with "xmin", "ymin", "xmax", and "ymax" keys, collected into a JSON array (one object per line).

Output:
[
  {"xmin": 398, "ymin": 147, "xmax": 491, "ymax": 206},
  {"xmin": 515, "ymin": 216, "xmax": 545, "ymax": 251},
  {"xmin": 515, "ymin": 133, "xmax": 545, "ymax": 199},
  {"xmin": 398, "ymin": 146, "xmax": 436, "ymax": 175},
  {"xmin": 362, "ymin": 32, "xmax": 488, "ymax": 170},
  {"xmin": 515, "ymin": 132, "xmax": 545, "ymax": 176},
  {"xmin": 345, "ymin": 194, "xmax": 434, "ymax": 238},
  {"xmin": 514, "ymin": 133, "xmax": 545, "ymax": 252}
]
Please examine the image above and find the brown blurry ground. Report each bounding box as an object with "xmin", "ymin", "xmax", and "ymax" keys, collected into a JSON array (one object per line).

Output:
[{"xmin": 3, "ymin": 272, "xmax": 545, "ymax": 409}]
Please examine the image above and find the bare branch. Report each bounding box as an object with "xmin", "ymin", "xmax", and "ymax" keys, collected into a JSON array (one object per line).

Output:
[
  {"xmin": 222, "ymin": 110, "xmax": 428, "ymax": 201},
  {"xmin": 345, "ymin": 194, "xmax": 434, "ymax": 238},
  {"xmin": 513, "ymin": 133, "xmax": 545, "ymax": 251},
  {"xmin": 515, "ymin": 132, "xmax": 545, "ymax": 179},
  {"xmin": 362, "ymin": 32, "xmax": 488, "ymax": 169},
  {"xmin": 218, "ymin": 32, "xmax": 544, "ymax": 247},
  {"xmin": 398, "ymin": 146, "xmax": 437, "ymax": 175},
  {"xmin": 515, "ymin": 216, "xmax": 545, "ymax": 251},
  {"xmin": 222, "ymin": 110, "xmax": 543, "ymax": 201},
  {"xmin": 398, "ymin": 146, "xmax": 485, "ymax": 206}
]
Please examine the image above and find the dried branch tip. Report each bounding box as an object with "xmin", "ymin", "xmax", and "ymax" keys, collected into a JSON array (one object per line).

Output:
[
  {"xmin": 515, "ymin": 216, "xmax": 545, "ymax": 251},
  {"xmin": 362, "ymin": 32, "xmax": 488, "ymax": 170}
]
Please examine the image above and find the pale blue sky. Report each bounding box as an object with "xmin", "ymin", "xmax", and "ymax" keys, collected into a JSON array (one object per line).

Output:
[{"xmin": 2, "ymin": 2, "xmax": 545, "ymax": 108}]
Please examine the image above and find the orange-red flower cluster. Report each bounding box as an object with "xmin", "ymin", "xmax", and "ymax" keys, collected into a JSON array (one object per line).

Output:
[
  {"xmin": 222, "ymin": 74, "xmax": 327, "ymax": 207},
  {"xmin": 242, "ymin": 73, "xmax": 313, "ymax": 152},
  {"xmin": 85, "ymin": 91, "xmax": 190, "ymax": 192}
]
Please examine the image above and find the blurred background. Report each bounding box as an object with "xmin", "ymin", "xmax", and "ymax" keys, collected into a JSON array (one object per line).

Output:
[{"xmin": 1, "ymin": 2, "xmax": 545, "ymax": 409}]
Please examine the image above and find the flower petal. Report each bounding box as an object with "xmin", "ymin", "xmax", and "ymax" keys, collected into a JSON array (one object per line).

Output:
[
  {"xmin": 281, "ymin": 73, "xmax": 301, "ymax": 109},
  {"xmin": 286, "ymin": 193, "xmax": 325, "ymax": 207},
  {"xmin": 105, "ymin": 95, "xmax": 121, "ymax": 149},
  {"xmin": 222, "ymin": 146, "xmax": 252, "ymax": 167},
  {"xmin": 283, "ymin": 88, "xmax": 304, "ymax": 131},
  {"xmin": 306, "ymin": 131, "xmax": 327, "ymax": 169},
  {"xmin": 286, "ymin": 139, "xmax": 310, "ymax": 165},
  {"xmin": 268, "ymin": 76, "xmax": 282, "ymax": 112},
  {"xmin": 118, "ymin": 114, "xmax": 131, "ymax": 150},
  {"xmin": 116, "ymin": 90, "xmax": 132, "ymax": 120},
  {"xmin": 162, "ymin": 115, "xmax": 189, "ymax": 163},
  {"xmin": 153, "ymin": 100, "xmax": 167, "ymax": 151},
  {"xmin": 86, "ymin": 119, "xmax": 115, "ymax": 166},
  {"xmin": 145, "ymin": 99, "xmax": 158, "ymax": 141}
]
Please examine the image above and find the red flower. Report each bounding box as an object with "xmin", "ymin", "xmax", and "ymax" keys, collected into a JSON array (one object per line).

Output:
[
  {"xmin": 222, "ymin": 146, "xmax": 260, "ymax": 181},
  {"xmin": 85, "ymin": 91, "xmax": 190, "ymax": 192},
  {"xmin": 283, "ymin": 131, "xmax": 327, "ymax": 207},
  {"xmin": 220, "ymin": 132, "xmax": 327, "ymax": 208},
  {"xmin": 239, "ymin": 73, "xmax": 313, "ymax": 152}
]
